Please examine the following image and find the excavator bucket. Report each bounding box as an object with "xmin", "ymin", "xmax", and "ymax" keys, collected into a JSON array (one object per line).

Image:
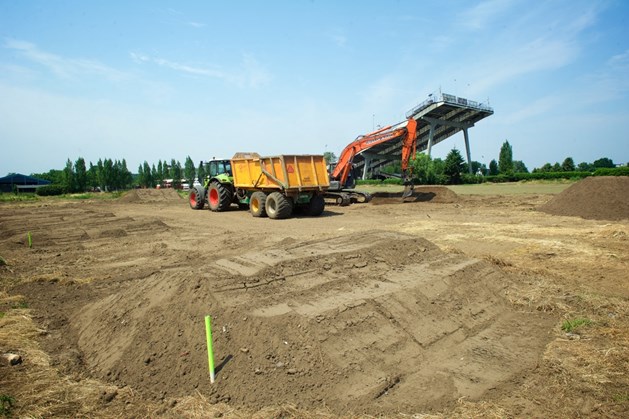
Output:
[
  {"xmin": 401, "ymin": 168, "xmax": 416, "ymax": 201},
  {"xmin": 402, "ymin": 183, "xmax": 415, "ymax": 200}
]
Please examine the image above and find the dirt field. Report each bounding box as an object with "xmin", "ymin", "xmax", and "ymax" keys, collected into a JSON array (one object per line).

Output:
[{"xmin": 1, "ymin": 183, "xmax": 628, "ymax": 418}]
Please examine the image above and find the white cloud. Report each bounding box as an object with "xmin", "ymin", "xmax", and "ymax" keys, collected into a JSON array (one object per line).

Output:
[
  {"xmin": 4, "ymin": 38, "xmax": 129, "ymax": 82},
  {"xmin": 129, "ymin": 52, "xmax": 150, "ymax": 64},
  {"xmin": 458, "ymin": 0, "xmax": 516, "ymax": 30},
  {"xmin": 326, "ymin": 29, "xmax": 347, "ymax": 47},
  {"xmin": 464, "ymin": 35, "xmax": 579, "ymax": 96},
  {"xmin": 608, "ymin": 49, "xmax": 629, "ymax": 69},
  {"xmin": 130, "ymin": 51, "xmax": 271, "ymax": 88},
  {"xmin": 502, "ymin": 95, "xmax": 562, "ymax": 124},
  {"xmin": 187, "ymin": 21, "xmax": 206, "ymax": 28}
]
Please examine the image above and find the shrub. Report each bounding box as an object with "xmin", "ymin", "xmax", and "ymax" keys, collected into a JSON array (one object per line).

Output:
[
  {"xmin": 36, "ymin": 184, "xmax": 65, "ymax": 196},
  {"xmin": 461, "ymin": 173, "xmax": 485, "ymax": 184}
]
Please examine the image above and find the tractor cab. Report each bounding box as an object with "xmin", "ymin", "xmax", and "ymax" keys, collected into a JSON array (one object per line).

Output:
[{"xmin": 206, "ymin": 159, "xmax": 232, "ymax": 177}]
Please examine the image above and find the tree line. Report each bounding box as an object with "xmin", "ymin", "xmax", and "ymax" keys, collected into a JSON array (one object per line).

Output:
[
  {"xmin": 31, "ymin": 155, "xmax": 207, "ymax": 193},
  {"xmin": 33, "ymin": 157, "xmax": 133, "ymax": 193},
  {"xmin": 359, "ymin": 140, "xmax": 621, "ymax": 185},
  {"xmin": 135, "ymin": 156, "xmax": 207, "ymax": 189}
]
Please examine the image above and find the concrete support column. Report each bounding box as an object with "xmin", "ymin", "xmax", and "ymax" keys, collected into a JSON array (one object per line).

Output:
[
  {"xmin": 427, "ymin": 123, "xmax": 436, "ymax": 157},
  {"xmin": 362, "ymin": 156, "xmax": 371, "ymax": 180},
  {"xmin": 463, "ymin": 128, "xmax": 473, "ymax": 173}
]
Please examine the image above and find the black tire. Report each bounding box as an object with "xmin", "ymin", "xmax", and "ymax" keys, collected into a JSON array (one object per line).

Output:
[
  {"xmin": 266, "ymin": 192, "xmax": 293, "ymax": 219},
  {"xmin": 188, "ymin": 186, "xmax": 205, "ymax": 210},
  {"xmin": 207, "ymin": 181, "xmax": 232, "ymax": 212},
  {"xmin": 306, "ymin": 194, "xmax": 325, "ymax": 216},
  {"xmin": 250, "ymin": 191, "xmax": 267, "ymax": 217}
]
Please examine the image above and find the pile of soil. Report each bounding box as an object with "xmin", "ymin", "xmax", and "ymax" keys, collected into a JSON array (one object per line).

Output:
[
  {"xmin": 371, "ymin": 186, "xmax": 459, "ymax": 205},
  {"xmin": 119, "ymin": 188, "xmax": 183, "ymax": 204},
  {"xmin": 17, "ymin": 231, "xmax": 554, "ymax": 416},
  {"xmin": 539, "ymin": 176, "xmax": 629, "ymax": 221}
]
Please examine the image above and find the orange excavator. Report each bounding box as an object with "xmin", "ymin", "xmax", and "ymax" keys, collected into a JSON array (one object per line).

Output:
[{"xmin": 327, "ymin": 117, "xmax": 418, "ymax": 205}]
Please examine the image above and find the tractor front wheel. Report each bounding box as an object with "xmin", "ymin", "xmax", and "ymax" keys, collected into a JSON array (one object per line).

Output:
[
  {"xmin": 188, "ymin": 186, "xmax": 205, "ymax": 210},
  {"xmin": 208, "ymin": 182, "xmax": 232, "ymax": 212}
]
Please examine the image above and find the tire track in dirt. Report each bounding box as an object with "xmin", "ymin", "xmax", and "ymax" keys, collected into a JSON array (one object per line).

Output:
[{"xmin": 58, "ymin": 230, "xmax": 555, "ymax": 414}]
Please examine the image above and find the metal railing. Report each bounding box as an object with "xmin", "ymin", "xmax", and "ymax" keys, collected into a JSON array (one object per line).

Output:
[{"xmin": 405, "ymin": 92, "xmax": 493, "ymax": 118}]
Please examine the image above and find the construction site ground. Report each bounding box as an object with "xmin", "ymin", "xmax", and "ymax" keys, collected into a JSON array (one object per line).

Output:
[{"xmin": 1, "ymin": 180, "xmax": 628, "ymax": 418}]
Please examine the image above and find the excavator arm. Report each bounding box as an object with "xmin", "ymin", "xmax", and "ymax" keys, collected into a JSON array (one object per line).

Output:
[{"xmin": 331, "ymin": 117, "xmax": 418, "ymax": 187}]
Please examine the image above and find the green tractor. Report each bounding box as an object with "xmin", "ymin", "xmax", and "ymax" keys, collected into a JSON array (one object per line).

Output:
[{"xmin": 188, "ymin": 159, "xmax": 246, "ymax": 212}]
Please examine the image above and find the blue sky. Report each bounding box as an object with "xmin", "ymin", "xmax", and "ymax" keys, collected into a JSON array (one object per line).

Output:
[{"xmin": 1, "ymin": 0, "xmax": 628, "ymax": 175}]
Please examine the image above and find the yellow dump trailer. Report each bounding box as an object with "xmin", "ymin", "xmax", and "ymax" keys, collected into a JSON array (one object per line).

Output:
[
  {"xmin": 229, "ymin": 152, "xmax": 329, "ymax": 219},
  {"xmin": 231, "ymin": 152, "xmax": 329, "ymax": 191}
]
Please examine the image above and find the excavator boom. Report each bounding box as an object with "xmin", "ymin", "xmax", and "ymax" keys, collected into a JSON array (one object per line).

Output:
[
  {"xmin": 327, "ymin": 117, "xmax": 419, "ymax": 204},
  {"xmin": 331, "ymin": 117, "xmax": 418, "ymax": 186}
]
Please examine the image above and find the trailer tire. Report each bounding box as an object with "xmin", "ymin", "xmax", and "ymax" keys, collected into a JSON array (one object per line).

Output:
[
  {"xmin": 189, "ymin": 186, "xmax": 205, "ymax": 210},
  {"xmin": 250, "ymin": 192, "xmax": 267, "ymax": 217},
  {"xmin": 208, "ymin": 181, "xmax": 232, "ymax": 212},
  {"xmin": 266, "ymin": 192, "xmax": 293, "ymax": 219},
  {"xmin": 306, "ymin": 194, "xmax": 325, "ymax": 216}
]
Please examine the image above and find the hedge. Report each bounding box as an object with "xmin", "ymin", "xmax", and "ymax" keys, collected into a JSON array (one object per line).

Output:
[
  {"xmin": 36, "ymin": 184, "xmax": 65, "ymax": 196},
  {"xmin": 484, "ymin": 172, "xmax": 591, "ymax": 182},
  {"xmin": 355, "ymin": 168, "xmax": 627, "ymax": 186},
  {"xmin": 593, "ymin": 167, "xmax": 629, "ymax": 176}
]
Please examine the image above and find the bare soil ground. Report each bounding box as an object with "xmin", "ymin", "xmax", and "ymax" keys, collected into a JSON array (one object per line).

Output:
[{"xmin": 1, "ymin": 184, "xmax": 628, "ymax": 418}]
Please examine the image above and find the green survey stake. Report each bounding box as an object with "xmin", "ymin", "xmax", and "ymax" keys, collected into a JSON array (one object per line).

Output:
[{"xmin": 205, "ymin": 315, "xmax": 215, "ymax": 383}]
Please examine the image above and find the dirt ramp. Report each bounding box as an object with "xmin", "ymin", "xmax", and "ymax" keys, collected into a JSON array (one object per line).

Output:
[
  {"xmin": 539, "ymin": 176, "xmax": 629, "ymax": 221},
  {"xmin": 119, "ymin": 188, "xmax": 183, "ymax": 204},
  {"xmin": 371, "ymin": 186, "xmax": 459, "ymax": 204},
  {"xmin": 72, "ymin": 231, "xmax": 554, "ymax": 415}
]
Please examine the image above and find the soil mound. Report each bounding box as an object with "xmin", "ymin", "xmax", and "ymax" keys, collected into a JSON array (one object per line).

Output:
[
  {"xmin": 51, "ymin": 231, "xmax": 553, "ymax": 415},
  {"xmin": 539, "ymin": 176, "xmax": 629, "ymax": 221},
  {"xmin": 119, "ymin": 188, "xmax": 183, "ymax": 204},
  {"xmin": 371, "ymin": 186, "xmax": 459, "ymax": 205}
]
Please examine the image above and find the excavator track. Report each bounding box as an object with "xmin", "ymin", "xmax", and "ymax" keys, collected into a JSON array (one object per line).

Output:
[
  {"xmin": 350, "ymin": 191, "xmax": 372, "ymax": 204},
  {"xmin": 323, "ymin": 192, "xmax": 351, "ymax": 206},
  {"xmin": 325, "ymin": 191, "xmax": 374, "ymax": 206}
]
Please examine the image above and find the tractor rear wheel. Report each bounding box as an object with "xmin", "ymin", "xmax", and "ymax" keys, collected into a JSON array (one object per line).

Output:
[
  {"xmin": 249, "ymin": 191, "xmax": 267, "ymax": 217},
  {"xmin": 208, "ymin": 181, "xmax": 232, "ymax": 212},
  {"xmin": 265, "ymin": 192, "xmax": 293, "ymax": 219},
  {"xmin": 189, "ymin": 186, "xmax": 205, "ymax": 210},
  {"xmin": 306, "ymin": 194, "xmax": 325, "ymax": 216}
]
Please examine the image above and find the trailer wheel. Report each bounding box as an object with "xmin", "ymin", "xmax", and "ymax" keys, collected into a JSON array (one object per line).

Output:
[
  {"xmin": 306, "ymin": 194, "xmax": 325, "ymax": 216},
  {"xmin": 189, "ymin": 186, "xmax": 205, "ymax": 210},
  {"xmin": 208, "ymin": 181, "xmax": 232, "ymax": 212},
  {"xmin": 266, "ymin": 192, "xmax": 293, "ymax": 219},
  {"xmin": 250, "ymin": 191, "xmax": 267, "ymax": 217}
]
